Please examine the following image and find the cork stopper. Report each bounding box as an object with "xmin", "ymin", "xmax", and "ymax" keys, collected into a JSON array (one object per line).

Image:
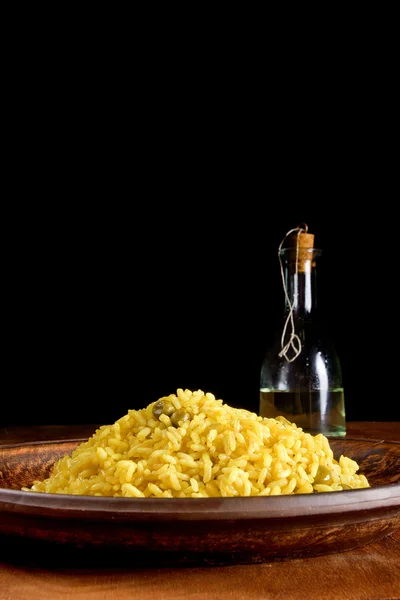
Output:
[{"xmin": 288, "ymin": 224, "xmax": 315, "ymax": 272}]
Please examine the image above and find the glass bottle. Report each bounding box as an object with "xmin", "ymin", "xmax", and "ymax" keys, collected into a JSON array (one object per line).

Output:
[{"xmin": 259, "ymin": 229, "xmax": 346, "ymax": 437}]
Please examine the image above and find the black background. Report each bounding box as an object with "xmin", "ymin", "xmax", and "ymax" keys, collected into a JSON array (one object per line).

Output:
[
  {"xmin": 4, "ymin": 204, "xmax": 400, "ymax": 427},
  {"xmin": 3, "ymin": 32, "xmax": 399, "ymax": 428}
]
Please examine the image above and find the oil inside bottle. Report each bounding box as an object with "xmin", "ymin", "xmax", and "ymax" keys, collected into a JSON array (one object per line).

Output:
[{"xmin": 259, "ymin": 388, "xmax": 346, "ymax": 437}]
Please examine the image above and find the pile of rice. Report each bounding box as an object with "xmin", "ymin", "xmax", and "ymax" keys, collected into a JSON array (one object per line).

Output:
[{"xmin": 24, "ymin": 389, "xmax": 370, "ymax": 498}]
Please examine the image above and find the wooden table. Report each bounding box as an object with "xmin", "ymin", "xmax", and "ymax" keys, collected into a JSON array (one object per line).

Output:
[{"xmin": 0, "ymin": 422, "xmax": 399, "ymax": 600}]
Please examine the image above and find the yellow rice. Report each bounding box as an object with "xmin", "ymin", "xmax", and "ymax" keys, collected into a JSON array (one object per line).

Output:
[{"xmin": 23, "ymin": 389, "xmax": 370, "ymax": 497}]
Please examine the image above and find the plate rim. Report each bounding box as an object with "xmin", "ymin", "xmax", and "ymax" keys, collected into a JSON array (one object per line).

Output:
[{"xmin": 1, "ymin": 437, "xmax": 400, "ymax": 522}]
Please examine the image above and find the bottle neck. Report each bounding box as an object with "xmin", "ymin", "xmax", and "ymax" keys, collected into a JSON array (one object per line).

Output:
[
  {"xmin": 284, "ymin": 268, "xmax": 318, "ymax": 316},
  {"xmin": 280, "ymin": 249, "xmax": 321, "ymax": 317}
]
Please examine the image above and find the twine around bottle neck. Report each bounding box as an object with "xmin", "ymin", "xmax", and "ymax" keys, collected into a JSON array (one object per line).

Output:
[{"xmin": 278, "ymin": 225, "xmax": 308, "ymax": 363}]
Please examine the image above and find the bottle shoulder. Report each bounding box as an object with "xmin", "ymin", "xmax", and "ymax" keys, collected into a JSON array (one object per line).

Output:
[
  {"xmin": 262, "ymin": 321, "xmax": 339, "ymax": 356},
  {"xmin": 260, "ymin": 318, "xmax": 343, "ymax": 388}
]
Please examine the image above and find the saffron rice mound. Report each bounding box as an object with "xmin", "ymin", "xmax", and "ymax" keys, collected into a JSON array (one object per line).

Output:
[{"xmin": 23, "ymin": 389, "xmax": 370, "ymax": 498}]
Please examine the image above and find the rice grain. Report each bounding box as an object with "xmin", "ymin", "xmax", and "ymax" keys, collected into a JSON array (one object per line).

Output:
[{"xmin": 23, "ymin": 389, "xmax": 370, "ymax": 498}]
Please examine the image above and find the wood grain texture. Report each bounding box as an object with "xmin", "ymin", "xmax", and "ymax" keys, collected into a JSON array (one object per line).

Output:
[{"xmin": 0, "ymin": 528, "xmax": 399, "ymax": 600}]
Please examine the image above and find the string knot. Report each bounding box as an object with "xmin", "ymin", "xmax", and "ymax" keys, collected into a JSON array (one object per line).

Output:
[{"xmin": 278, "ymin": 332, "xmax": 302, "ymax": 362}]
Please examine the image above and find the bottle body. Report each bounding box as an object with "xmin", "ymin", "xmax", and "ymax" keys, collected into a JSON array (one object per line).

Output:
[
  {"xmin": 259, "ymin": 247, "xmax": 346, "ymax": 437},
  {"xmin": 260, "ymin": 320, "xmax": 346, "ymax": 436}
]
